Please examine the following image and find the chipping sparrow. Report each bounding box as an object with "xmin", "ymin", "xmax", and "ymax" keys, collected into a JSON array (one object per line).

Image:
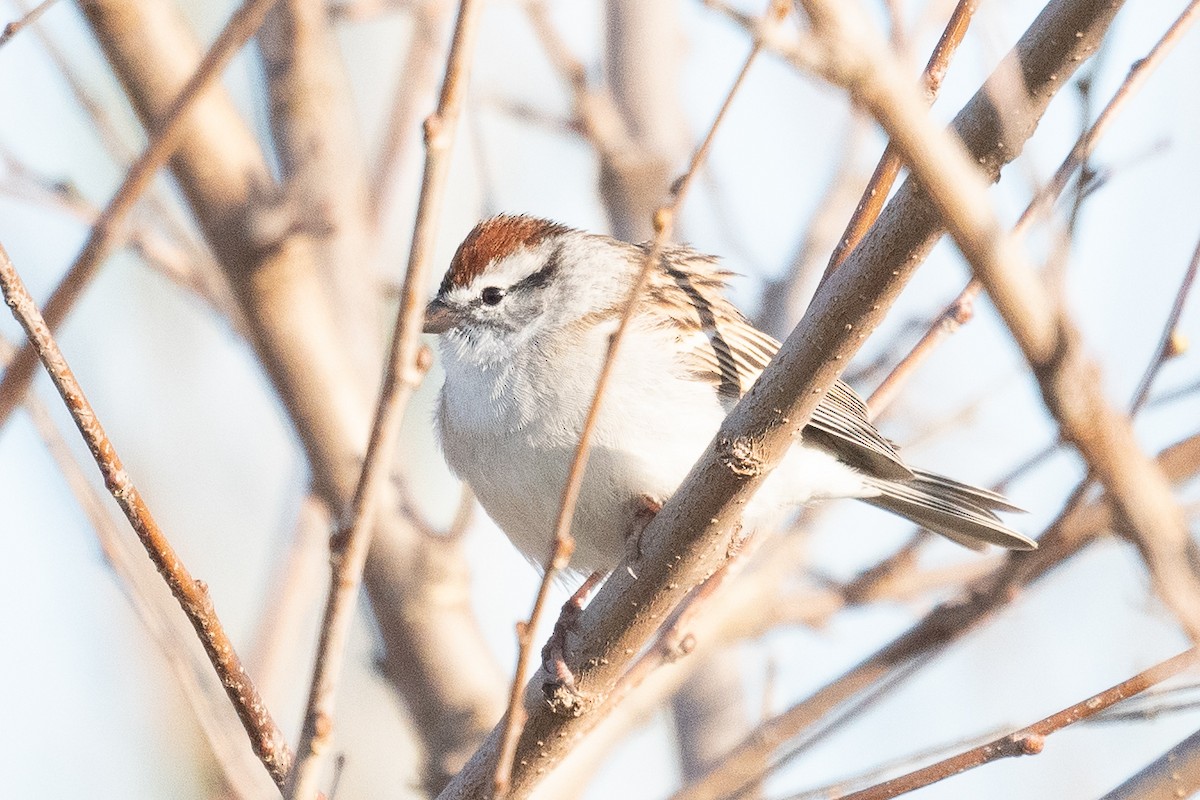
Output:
[{"xmin": 424, "ymin": 215, "xmax": 1035, "ymax": 574}]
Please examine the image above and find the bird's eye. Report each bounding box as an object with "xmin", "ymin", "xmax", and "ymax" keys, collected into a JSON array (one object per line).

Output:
[{"xmin": 481, "ymin": 287, "xmax": 505, "ymax": 306}]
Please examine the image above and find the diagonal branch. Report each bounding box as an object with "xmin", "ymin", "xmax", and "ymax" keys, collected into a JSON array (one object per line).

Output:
[
  {"xmin": 795, "ymin": 0, "xmax": 1200, "ymax": 640},
  {"xmin": 673, "ymin": 429, "xmax": 1200, "ymax": 800},
  {"xmin": 0, "ymin": 0, "xmax": 281, "ymax": 430},
  {"xmin": 284, "ymin": 0, "xmax": 485, "ymax": 795},
  {"xmin": 438, "ymin": 1, "xmax": 1125, "ymax": 797},
  {"xmin": 824, "ymin": 0, "xmax": 980, "ymax": 277},
  {"xmin": 0, "ymin": 243, "xmax": 292, "ymax": 787},
  {"xmin": 868, "ymin": 0, "xmax": 1200, "ymax": 417},
  {"xmin": 0, "ymin": 0, "xmax": 57, "ymax": 48},
  {"xmin": 839, "ymin": 648, "xmax": 1198, "ymax": 800}
]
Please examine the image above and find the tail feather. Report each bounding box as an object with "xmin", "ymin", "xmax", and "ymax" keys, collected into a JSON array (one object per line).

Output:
[{"xmin": 861, "ymin": 469, "xmax": 1036, "ymax": 551}]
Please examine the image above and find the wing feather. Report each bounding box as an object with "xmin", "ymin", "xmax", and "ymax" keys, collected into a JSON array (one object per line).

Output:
[{"xmin": 641, "ymin": 245, "xmax": 912, "ymax": 481}]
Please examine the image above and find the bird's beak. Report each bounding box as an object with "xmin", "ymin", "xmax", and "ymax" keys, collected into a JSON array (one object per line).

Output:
[{"xmin": 423, "ymin": 297, "xmax": 456, "ymax": 334}]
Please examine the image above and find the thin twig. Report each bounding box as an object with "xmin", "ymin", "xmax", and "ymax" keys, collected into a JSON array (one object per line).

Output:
[
  {"xmin": 0, "ymin": 0, "xmax": 283, "ymax": 430},
  {"xmin": 825, "ymin": 0, "xmax": 980, "ymax": 278},
  {"xmin": 837, "ymin": 649, "xmax": 1199, "ymax": 800},
  {"xmin": 442, "ymin": 4, "xmax": 1129, "ymax": 796},
  {"xmin": 491, "ymin": 4, "xmax": 787, "ymax": 796},
  {"xmin": 19, "ymin": 0, "xmax": 232, "ymax": 315},
  {"xmin": 368, "ymin": 0, "xmax": 453, "ymax": 233},
  {"xmin": 800, "ymin": 0, "xmax": 1200, "ymax": 643},
  {"xmin": 0, "ymin": 338, "xmax": 273, "ymax": 799},
  {"xmin": 785, "ymin": 726, "xmax": 1011, "ymax": 800},
  {"xmin": 0, "ymin": 243, "xmax": 291, "ymax": 786},
  {"xmin": 0, "ymin": 0, "xmax": 58, "ymax": 48},
  {"xmin": 283, "ymin": 1, "xmax": 485, "ymax": 797},
  {"xmin": 1128, "ymin": 232, "xmax": 1200, "ymax": 414},
  {"xmin": 866, "ymin": 0, "xmax": 1200, "ymax": 418}
]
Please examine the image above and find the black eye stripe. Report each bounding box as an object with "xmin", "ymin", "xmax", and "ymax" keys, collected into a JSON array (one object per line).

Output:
[{"xmin": 511, "ymin": 243, "xmax": 562, "ymax": 292}]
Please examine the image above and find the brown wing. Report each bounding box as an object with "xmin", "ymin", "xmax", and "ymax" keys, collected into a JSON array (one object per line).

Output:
[{"xmin": 644, "ymin": 245, "xmax": 913, "ymax": 481}]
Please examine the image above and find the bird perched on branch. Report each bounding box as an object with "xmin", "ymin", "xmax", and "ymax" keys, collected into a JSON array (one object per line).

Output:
[{"xmin": 423, "ymin": 215, "xmax": 1034, "ymax": 574}]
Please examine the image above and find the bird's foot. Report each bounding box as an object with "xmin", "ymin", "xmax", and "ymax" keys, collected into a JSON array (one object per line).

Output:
[
  {"xmin": 623, "ymin": 495, "xmax": 663, "ymax": 574},
  {"xmin": 541, "ymin": 570, "xmax": 602, "ymax": 712}
]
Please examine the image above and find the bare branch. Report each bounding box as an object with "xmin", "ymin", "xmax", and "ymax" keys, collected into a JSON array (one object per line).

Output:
[
  {"xmin": 0, "ymin": 242, "xmax": 291, "ymax": 787},
  {"xmin": 259, "ymin": 0, "xmax": 376, "ymax": 375},
  {"xmin": 0, "ymin": 0, "xmax": 58, "ymax": 49},
  {"xmin": 839, "ymin": 648, "xmax": 1198, "ymax": 800},
  {"xmin": 869, "ymin": 0, "xmax": 1200, "ymax": 417},
  {"xmin": 285, "ymin": 0, "xmax": 486, "ymax": 794},
  {"xmin": 439, "ymin": 2, "xmax": 1123, "ymax": 797},
  {"xmin": 0, "ymin": 0, "xmax": 281, "ymax": 429},
  {"xmin": 796, "ymin": 0, "xmax": 1200, "ymax": 639},
  {"xmin": 672, "ymin": 428, "xmax": 1200, "ymax": 800},
  {"xmin": 602, "ymin": 0, "xmax": 692, "ymax": 240},
  {"xmin": 825, "ymin": 0, "xmax": 980, "ymax": 277}
]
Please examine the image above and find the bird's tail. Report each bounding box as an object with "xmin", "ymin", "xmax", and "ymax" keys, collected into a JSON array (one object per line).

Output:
[{"xmin": 860, "ymin": 469, "xmax": 1036, "ymax": 550}]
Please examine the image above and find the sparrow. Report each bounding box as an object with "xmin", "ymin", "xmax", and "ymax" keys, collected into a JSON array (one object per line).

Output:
[{"xmin": 423, "ymin": 215, "xmax": 1034, "ymax": 574}]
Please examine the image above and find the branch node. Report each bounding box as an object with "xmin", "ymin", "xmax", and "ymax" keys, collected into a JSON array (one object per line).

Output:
[{"xmin": 718, "ymin": 435, "xmax": 763, "ymax": 477}]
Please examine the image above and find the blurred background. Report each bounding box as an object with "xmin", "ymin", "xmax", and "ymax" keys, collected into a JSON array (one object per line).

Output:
[{"xmin": 0, "ymin": 0, "xmax": 1198, "ymax": 797}]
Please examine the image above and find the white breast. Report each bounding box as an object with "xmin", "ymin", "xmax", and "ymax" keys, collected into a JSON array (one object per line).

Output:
[
  {"xmin": 437, "ymin": 320, "xmax": 728, "ymax": 572},
  {"xmin": 436, "ymin": 320, "xmax": 873, "ymax": 573}
]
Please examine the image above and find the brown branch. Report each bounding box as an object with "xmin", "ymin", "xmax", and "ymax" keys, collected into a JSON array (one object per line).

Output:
[
  {"xmin": 838, "ymin": 648, "xmax": 1199, "ymax": 800},
  {"xmin": 755, "ymin": 114, "xmax": 870, "ymax": 338},
  {"xmin": 0, "ymin": 338, "xmax": 274, "ymax": 799},
  {"xmin": 1099, "ymin": 725, "xmax": 1200, "ymax": 799},
  {"xmin": 259, "ymin": 0, "xmax": 375, "ymax": 373},
  {"xmin": 0, "ymin": 243, "xmax": 291, "ymax": 786},
  {"xmin": 825, "ymin": 0, "xmax": 980, "ymax": 278},
  {"xmin": 1023, "ymin": 1, "xmax": 1200, "ymax": 233},
  {"xmin": 284, "ymin": 0, "xmax": 484, "ymax": 795},
  {"xmin": 490, "ymin": 9, "xmax": 781, "ymax": 795},
  {"xmin": 601, "ymin": 0, "xmax": 694, "ymax": 241},
  {"xmin": 798, "ymin": 0, "xmax": 1200, "ymax": 640},
  {"xmin": 368, "ymin": 0, "xmax": 453, "ymax": 234},
  {"xmin": 0, "ymin": 0, "xmax": 282, "ymax": 430},
  {"xmin": 0, "ymin": 0, "xmax": 58, "ymax": 48},
  {"xmin": 867, "ymin": 0, "xmax": 1200, "ymax": 418},
  {"xmin": 441, "ymin": 2, "xmax": 1122, "ymax": 798},
  {"xmin": 673, "ymin": 428, "xmax": 1200, "ymax": 800},
  {"xmin": 78, "ymin": 0, "xmax": 506, "ymax": 787}
]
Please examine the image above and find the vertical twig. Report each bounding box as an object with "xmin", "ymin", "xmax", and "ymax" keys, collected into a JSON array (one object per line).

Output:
[
  {"xmin": 284, "ymin": 1, "xmax": 485, "ymax": 796},
  {"xmin": 824, "ymin": 0, "xmax": 980, "ymax": 279},
  {"xmin": 0, "ymin": 243, "xmax": 292, "ymax": 787},
  {"xmin": 0, "ymin": 0, "xmax": 284, "ymax": 430},
  {"xmin": 490, "ymin": 3, "xmax": 790, "ymax": 796}
]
